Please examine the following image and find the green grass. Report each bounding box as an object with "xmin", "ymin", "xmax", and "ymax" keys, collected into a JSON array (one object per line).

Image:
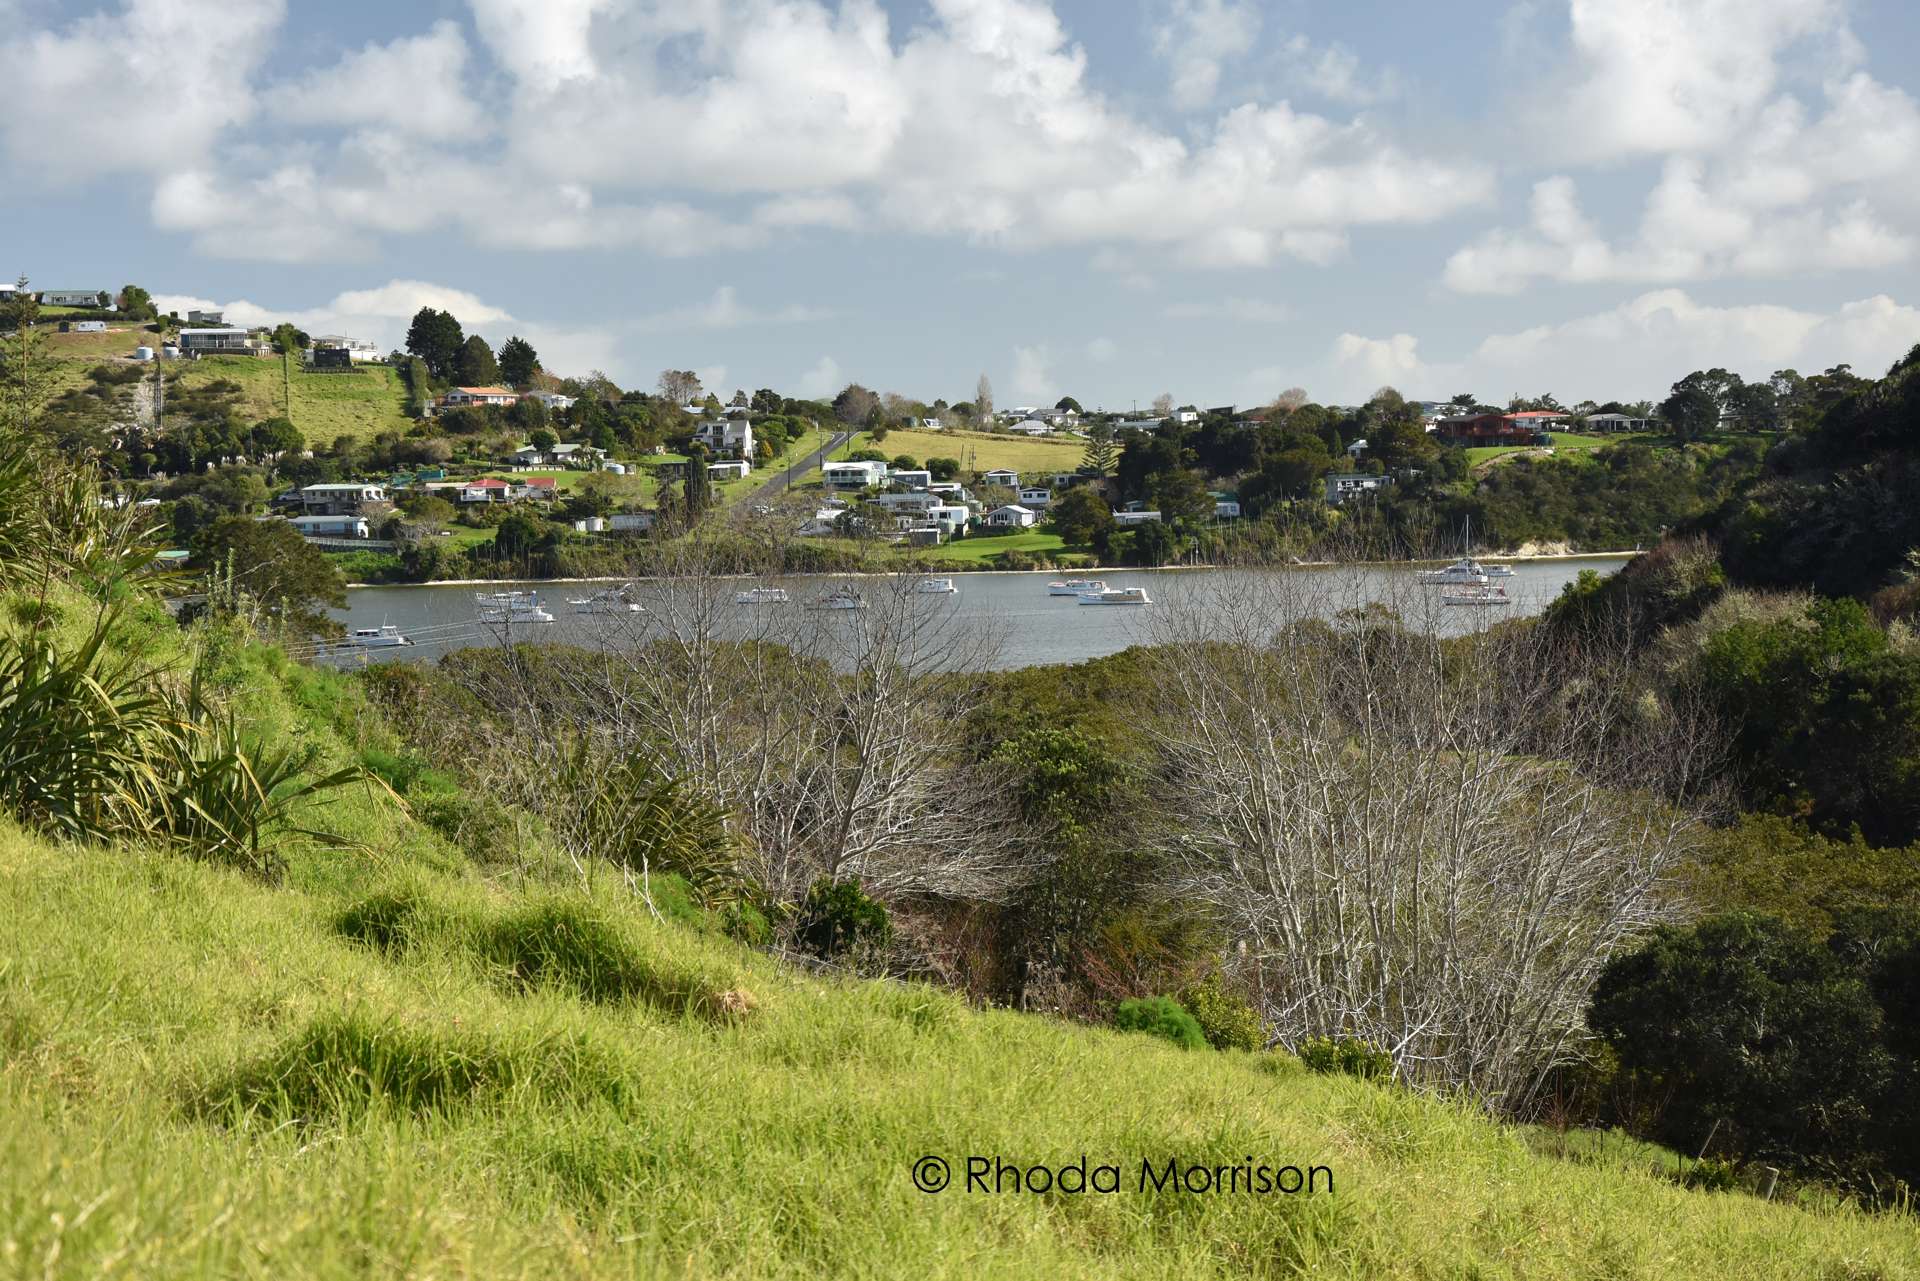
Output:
[
  {"xmin": 4, "ymin": 584, "xmax": 1919, "ymax": 1277},
  {"xmin": 856, "ymin": 427, "xmax": 1089, "ymax": 476},
  {"xmin": 932, "ymin": 530, "xmax": 1075, "ymax": 563},
  {"xmin": 175, "ymin": 355, "xmax": 414, "ymax": 447}
]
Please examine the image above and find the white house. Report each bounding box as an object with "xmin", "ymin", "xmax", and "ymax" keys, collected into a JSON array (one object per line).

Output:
[
  {"xmin": 1586, "ymin": 412, "xmax": 1651, "ymax": 432},
  {"xmin": 874, "ymin": 491, "xmax": 940, "ymax": 515},
  {"xmin": 186, "ymin": 308, "xmax": 224, "ymax": 326},
  {"xmin": 981, "ymin": 468, "xmax": 1020, "ymax": 488},
  {"xmin": 1172, "ymin": 409, "xmax": 1200, "ymax": 424},
  {"xmin": 526, "ymin": 391, "xmax": 577, "ymax": 411},
  {"xmin": 888, "ymin": 468, "xmax": 933, "ymax": 490},
  {"xmin": 307, "ymin": 335, "xmax": 380, "ymax": 363},
  {"xmin": 926, "ymin": 504, "xmax": 970, "ymax": 535},
  {"xmin": 40, "ymin": 289, "xmax": 107, "ymax": 308},
  {"xmin": 1213, "ymin": 498, "xmax": 1242, "ymax": 519},
  {"xmin": 1325, "ymin": 473, "xmax": 1391, "ymax": 506},
  {"xmin": 695, "ymin": 418, "xmax": 755, "ymax": 460},
  {"xmin": 178, "ymin": 327, "xmax": 260, "ymax": 355},
  {"xmin": 1017, "ymin": 487, "xmax": 1053, "ymax": 509},
  {"xmin": 298, "ymin": 482, "xmax": 387, "ymax": 515},
  {"xmin": 1010, "ymin": 419, "xmax": 1053, "ymax": 436},
  {"xmin": 707, "ymin": 460, "xmax": 751, "ymax": 481},
  {"xmin": 985, "ymin": 504, "xmax": 1037, "ymax": 528},
  {"xmin": 459, "ymin": 478, "xmax": 514, "ymax": 503},
  {"xmin": 1346, "ymin": 438, "xmax": 1369, "ymax": 459},
  {"xmin": 822, "ymin": 460, "xmax": 888, "ymax": 492},
  {"xmin": 1113, "ymin": 510, "xmax": 1163, "ymax": 527},
  {"xmin": 289, "ymin": 514, "xmax": 370, "ymax": 539}
]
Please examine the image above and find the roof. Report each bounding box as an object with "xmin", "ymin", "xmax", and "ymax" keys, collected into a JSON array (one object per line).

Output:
[
  {"xmin": 520, "ymin": 477, "xmax": 557, "ymax": 488},
  {"xmin": 989, "ymin": 504, "xmax": 1034, "ymax": 515},
  {"xmin": 465, "ymin": 478, "xmax": 511, "ymax": 489},
  {"xmin": 178, "ymin": 327, "xmax": 249, "ymax": 336},
  {"xmin": 302, "ymin": 482, "xmax": 383, "ymax": 492},
  {"xmin": 453, "ymin": 386, "xmax": 516, "ymax": 396},
  {"xmin": 1507, "ymin": 410, "xmax": 1568, "ymax": 419}
]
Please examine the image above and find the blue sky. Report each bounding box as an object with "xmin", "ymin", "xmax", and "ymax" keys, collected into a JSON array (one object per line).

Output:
[{"xmin": 5, "ymin": 0, "xmax": 1919, "ymax": 408}]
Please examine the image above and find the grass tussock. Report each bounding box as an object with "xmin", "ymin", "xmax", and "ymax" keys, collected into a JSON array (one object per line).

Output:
[
  {"xmin": 190, "ymin": 1010, "xmax": 633, "ymax": 1123},
  {"xmin": 337, "ymin": 882, "xmax": 757, "ymax": 1020}
]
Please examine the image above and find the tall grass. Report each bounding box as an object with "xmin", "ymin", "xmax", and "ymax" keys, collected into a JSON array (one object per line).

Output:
[{"xmin": 3, "ymin": 829, "xmax": 1916, "ymax": 1279}]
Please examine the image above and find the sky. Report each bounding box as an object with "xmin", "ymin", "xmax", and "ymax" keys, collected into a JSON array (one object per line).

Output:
[{"xmin": 4, "ymin": 0, "xmax": 1920, "ymax": 409}]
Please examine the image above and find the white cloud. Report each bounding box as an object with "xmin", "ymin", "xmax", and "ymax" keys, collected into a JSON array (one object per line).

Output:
[
  {"xmin": 265, "ymin": 21, "xmax": 482, "ymax": 140},
  {"xmin": 8, "ymin": 0, "xmax": 1487, "ymax": 267},
  {"xmin": 1010, "ymin": 344, "xmax": 1054, "ymax": 403},
  {"xmin": 1151, "ymin": 0, "xmax": 1261, "ymax": 111},
  {"xmin": 695, "ymin": 365, "xmax": 729, "ymax": 396},
  {"xmin": 0, "ymin": 0, "xmax": 283, "ymax": 184},
  {"xmin": 1166, "ymin": 297, "xmax": 1291, "ymax": 322},
  {"xmin": 1318, "ymin": 289, "xmax": 1920, "ymax": 404},
  {"xmin": 1085, "ymin": 337, "xmax": 1117, "ymax": 363},
  {"xmin": 1274, "ymin": 35, "xmax": 1389, "ymax": 105},
  {"xmin": 151, "ymin": 278, "xmax": 516, "ymax": 353},
  {"xmin": 632, "ymin": 286, "xmax": 832, "ymax": 334},
  {"xmin": 795, "ymin": 356, "xmax": 843, "ymax": 399}
]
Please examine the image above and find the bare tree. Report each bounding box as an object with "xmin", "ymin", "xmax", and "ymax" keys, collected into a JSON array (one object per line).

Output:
[
  {"xmin": 975, "ymin": 373, "xmax": 994, "ymax": 424},
  {"xmin": 657, "ymin": 369, "xmax": 703, "ymax": 405},
  {"xmin": 1151, "ymin": 392, "xmax": 1174, "ymax": 417},
  {"xmin": 1140, "ymin": 567, "xmax": 1715, "ymax": 1109},
  {"xmin": 1271, "ymin": 387, "xmax": 1309, "ymax": 414}
]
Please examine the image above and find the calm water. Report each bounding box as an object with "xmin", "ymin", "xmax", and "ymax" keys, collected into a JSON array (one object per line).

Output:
[{"xmin": 328, "ymin": 558, "xmax": 1630, "ymax": 671}]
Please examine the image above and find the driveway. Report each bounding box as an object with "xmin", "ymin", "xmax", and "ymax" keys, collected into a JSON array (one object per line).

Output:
[{"xmin": 751, "ymin": 430, "xmax": 850, "ymax": 502}]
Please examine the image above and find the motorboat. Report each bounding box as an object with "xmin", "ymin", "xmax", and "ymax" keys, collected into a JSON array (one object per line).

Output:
[
  {"xmin": 476, "ymin": 590, "xmax": 555, "ymax": 624},
  {"xmin": 734, "ymin": 586, "xmax": 790, "ymax": 605},
  {"xmin": 340, "ymin": 623, "xmax": 412, "ymax": 648},
  {"xmin": 916, "ymin": 577, "xmax": 957, "ymax": 594},
  {"xmin": 569, "ymin": 584, "xmax": 645, "ymax": 614},
  {"xmin": 1048, "ymin": 578, "xmax": 1107, "ymax": 596},
  {"xmin": 812, "ymin": 587, "xmax": 867, "ymax": 610},
  {"xmin": 1417, "ymin": 559, "xmax": 1492, "ymax": 586},
  {"xmin": 1077, "ymin": 586, "xmax": 1151, "ymax": 606},
  {"xmin": 1441, "ymin": 584, "xmax": 1511, "ymax": 607}
]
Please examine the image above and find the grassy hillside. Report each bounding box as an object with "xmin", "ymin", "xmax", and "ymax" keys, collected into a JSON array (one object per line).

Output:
[
  {"xmin": 8, "ymin": 818, "xmax": 1919, "ymax": 1279},
  {"xmin": 855, "ymin": 426, "xmax": 1089, "ymax": 475},
  {"xmin": 175, "ymin": 354, "xmax": 414, "ymax": 447}
]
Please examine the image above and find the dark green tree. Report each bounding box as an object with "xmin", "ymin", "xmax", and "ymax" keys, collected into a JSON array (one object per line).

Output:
[
  {"xmin": 404, "ymin": 307, "xmax": 464, "ymax": 381},
  {"xmin": 496, "ymin": 336, "xmax": 539, "ymax": 388},
  {"xmin": 1049, "ymin": 487, "xmax": 1114, "ymax": 544},
  {"xmin": 1080, "ymin": 421, "xmax": 1119, "ymax": 477},
  {"xmin": 454, "ymin": 334, "xmax": 500, "ymax": 386},
  {"xmin": 192, "ymin": 515, "xmax": 347, "ymax": 640}
]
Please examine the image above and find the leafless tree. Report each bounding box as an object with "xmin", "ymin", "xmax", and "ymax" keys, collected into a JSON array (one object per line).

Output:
[
  {"xmin": 1140, "ymin": 567, "xmax": 1716, "ymax": 1110},
  {"xmin": 974, "ymin": 374, "xmax": 994, "ymax": 423},
  {"xmin": 1151, "ymin": 392, "xmax": 1174, "ymax": 416},
  {"xmin": 657, "ymin": 369, "xmax": 703, "ymax": 405}
]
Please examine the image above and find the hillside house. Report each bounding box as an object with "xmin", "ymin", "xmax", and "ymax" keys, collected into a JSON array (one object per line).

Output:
[
  {"xmin": 694, "ymin": 418, "xmax": 755, "ymax": 459},
  {"xmin": 823, "ymin": 460, "xmax": 888, "ymax": 492},
  {"xmin": 443, "ymin": 386, "xmax": 519, "ymax": 409},
  {"xmin": 1585, "ymin": 412, "xmax": 1651, "ymax": 432},
  {"xmin": 1018, "ymin": 487, "xmax": 1052, "ymax": 509},
  {"xmin": 511, "ymin": 477, "xmax": 558, "ymax": 501},
  {"xmin": 1325, "ymin": 473, "xmax": 1391, "ymax": 506},
  {"xmin": 981, "ymin": 468, "xmax": 1020, "ymax": 488},
  {"xmin": 873, "ymin": 491, "xmax": 940, "ymax": 516},
  {"xmin": 707, "ymin": 460, "xmax": 751, "ymax": 481},
  {"xmin": 888, "ymin": 468, "xmax": 933, "ymax": 490},
  {"xmin": 610, "ymin": 512, "xmax": 655, "ymax": 533},
  {"xmin": 526, "ymin": 391, "xmax": 577, "ymax": 411},
  {"xmin": 926, "ymin": 504, "xmax": 970, "ymax": 535},
  {"xmin": 307, "ymin": 335, "xmax": 380, "ymax": 364},
  {"xmin": 985, "ymin": 504, "xmax": 1037, "ymax": 528},
  {"xmin": 298, "ymin": 482, "xmax": 387, "ymax": 515},
  {"xmin": 186, "ymin": 309, "xmax": 224, "ymax": 326},
  {"xmin": 40, "ymin": 289, "xmax": 107, "ymax": 308},
  {"xmin": 459, "ymin": 478, "xmax": 514, "ymax": 504},
  {"xmin": 1433, "ymin": 410, "xmax": 1568, "ymax": 446},
  {"xmin": 288, "ymin": 514, "xmax": 370, "ymax": 539},
  {"xmin": 178, "ymin": 327, "xmax": 261, "ymax": 355},
  {"xmin": 1113, "ymin": 510, "xmax": 1163, "ymax": 526},
  {"xmin": 1213, "ymin": 497, "xmax": 1242, "ymax": 519}
]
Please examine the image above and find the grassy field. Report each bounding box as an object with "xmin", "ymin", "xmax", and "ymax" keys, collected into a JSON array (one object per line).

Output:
[
  {"xmin": 179, "ymin": 355, "xmax": 415, "ymax": 446},
  {"xmin": 933, "ymin": 530, "xmax": 1076, "ymax": 563},
  {"xmin": 853, "ymin": 427, "xmax": 1089, "ymax": 477},
  {"xmin": 3, "ymin": 591, "xmax": 1919, "ymax": 1278}
]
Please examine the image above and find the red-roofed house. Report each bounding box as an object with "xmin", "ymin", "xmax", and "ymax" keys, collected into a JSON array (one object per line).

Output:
[
  {"xmin": 443, "ymin": 386, "xmax": 520, "ymax": 409},
  {"xmin": 512, "ymin": 477, "xmax": 558, "ymax": 500},
  {"xmin": 459, "ymin": 477, "xmax": 513, "ymax": 503},
  {"xmin": 1434, "ymin": 410, "xmax": 1568, "ymax": 446}
]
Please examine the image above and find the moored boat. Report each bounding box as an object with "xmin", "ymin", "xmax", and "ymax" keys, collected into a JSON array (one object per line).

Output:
[
  {"xmin": 1048, "ymin": 578, "xmax": 1106, "ymax": 596},
  {"xmin": 341, "ymin": 623, "xmax": 412, "ymax": 648},
  {"xmin": 812, "ymin": 587, "xmax": 866, "ymax": 610},
  {"xmin": 1441, "ymin": 583, "xmax": 1511, "ymax": 607},
  {"xmin": 734, "ymin": 586, "xmax": 790, "ymax": 605},
  {"xmin": 476, "ymin": 590, "xmax": 555, "ymax": 624},
  {"xmin": 1077, "ymin": 586, "xmax": 1151, "ymax": 606},
  {"xmin": 569, "ymin": 584, "xmax": 645, "ymax": 614},
  {"xmin": 916, "ymin": 577, "xmax": 957, "ymax": 594}
]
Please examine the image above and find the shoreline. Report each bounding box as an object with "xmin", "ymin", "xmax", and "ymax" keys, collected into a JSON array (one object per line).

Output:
[{"xmin": 345, "ymin": 549, "xmax": 1642, "ymax": 590}]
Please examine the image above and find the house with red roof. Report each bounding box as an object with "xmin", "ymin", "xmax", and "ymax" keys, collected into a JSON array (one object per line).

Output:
[
  {"xmin": 1433, "ymin": 410, "xmax": 1568, "ymax": 447},
  {"xmin": 442, "ymin": 386, "xmax": 520, "ymax": 409},
  {"xmin": 458, "ymin": 477, "xmax": 514, "ymax": 503}
]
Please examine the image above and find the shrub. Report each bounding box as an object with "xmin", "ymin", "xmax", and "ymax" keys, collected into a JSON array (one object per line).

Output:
[
  {"xmin": 1177, "ymin": 975, "xmax": 1264, "ymax": 1052},
  {"xmin": 1298, "ymin": 1036, "xmax": 1395, "ymax": 1080},
  {"xmin": 796, "ymin": 878, "xmax": 892, "ymax": 961},
  {"xmin": 1113, "ymin": 996, "xmax": 1206, "ymax": 1051}
]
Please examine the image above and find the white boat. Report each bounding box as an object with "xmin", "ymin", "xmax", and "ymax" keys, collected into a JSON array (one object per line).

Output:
[
  {"xmin": 916, "ymin": 577, "xmax": 957, "ymax": 595},
  {"xmin": 1441, "ymin": 584, "xmax": 1511, "ymax": 607},
  {"xmin": 734, "ymin": 586, "xmax": 790, "ymax": 605},
  {"xmin": 341, "ymin": 623, "xmax": 412, "ymax": 648},
  {"xmin": 1417, "ymin": 559, "xmax": 1491, "ymax": 585},
  {"xmin": 1078, "ymin": 586, "xmax": 1151, "ymax": 606},
  {"xmin": 812, "ymin": 587, "xmax": 866, "ymax": 610},
  {"xmin": 1048, "ymin": 578, "xmax": 1107, "ymax": 596},
  {"xmin": 569, "ymin": 584, "xmax": 644, "ymax": 614},
  {"xmin": 476, "ymin": 590, "xmax": 555, "ymax": 624}
]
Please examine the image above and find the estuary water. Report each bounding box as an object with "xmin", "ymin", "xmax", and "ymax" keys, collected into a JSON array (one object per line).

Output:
[{"xmin": 327, "ymin": 557, "xmax": 1631, "ymax": 671}]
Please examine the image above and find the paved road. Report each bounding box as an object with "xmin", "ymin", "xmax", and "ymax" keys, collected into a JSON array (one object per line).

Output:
[{"xmin": 751, "ymin": 430, "xmax": 850, "ymax": 503}]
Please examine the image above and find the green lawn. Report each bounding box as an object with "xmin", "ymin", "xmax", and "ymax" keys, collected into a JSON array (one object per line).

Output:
[
  {"xmin": 932, "ymin": 530, "xmax": 1076, "ymax": 563},
  {"xmin": 853, "ymin": 427, "xmax": 1089, "ymax": 477},
  {"xmin": 177, "ymin": 355, "xmax": 415, "ymax": 447}
]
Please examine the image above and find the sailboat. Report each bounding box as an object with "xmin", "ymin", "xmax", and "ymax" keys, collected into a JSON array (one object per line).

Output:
[{"xmin": 1418, "ymin": 515, "xmax": 1513, "ymax": 583}]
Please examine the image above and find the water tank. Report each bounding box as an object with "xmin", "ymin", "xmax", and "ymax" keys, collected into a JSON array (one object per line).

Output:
[{"xmin": 133, "ymin": 346, "xmax": 154, "ymax": 361}]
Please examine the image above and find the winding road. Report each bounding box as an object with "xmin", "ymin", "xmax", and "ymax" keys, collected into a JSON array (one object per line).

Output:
[{"xmin": 751, "ymin": 429, "xmax": 851, "ymax": 503}]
